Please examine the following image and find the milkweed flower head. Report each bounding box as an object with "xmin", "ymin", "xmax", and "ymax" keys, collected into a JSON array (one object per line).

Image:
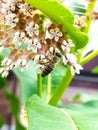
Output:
[{"xmin": 0, "ymin": 0, "xmax": 83, "ymax": 77}]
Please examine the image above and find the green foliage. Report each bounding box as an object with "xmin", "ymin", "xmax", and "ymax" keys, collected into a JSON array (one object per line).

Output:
[
  {"xmin": 26, "ymin": 95, "xmax": 98, "ymax": 130},
  {"xmin": 15, "ymin": 118, "xmax": 26, "ymax": 130},
  {"xmin": 26, "ymin": 95, "xmax": 76, "ymax": 130},
  {"xmin": 65, "ymin": 101, "xmax": 98, "ymax": 130},
  {"xmin": 26, "ymin": 0, "xmax": 88, "ymax": 49},
  {"xmin": 51, "ymin": 63, "xmax": 67, "ymax": 92},
  {"xmin": 0, "ymin": 115, "xmax": 4, "ymax": 128},
  {"xmin": 0, "ymin": 75, "xmax": 6, "ymax": 90},
  {"xmin": 0, "ymin": 56, "xmax": 6, "ymax": 90},
  {"xmin": 92, "ymin": 66, "xmax": 98, "ymax": 74},
  {"xmin": 0, "ymin": 0, "xmax": 97, "ymax": 129},
  {"xmin": 14, "ymin": 62, "xmax": 66, "ymax": 103},
  {"xmin": 72, "ymin": 93, "xmax": 98, "ymax": 103},
  {"xmin": 49, "ymin": 67, "xmax": 73, "ymax": 106},
  {"xmin": 14, "ymin": 61, "xmax": 37, "ymax": 104},
  {"xmin": 42, "ymin": 63, "xmax": 66, "ymax": 93}
]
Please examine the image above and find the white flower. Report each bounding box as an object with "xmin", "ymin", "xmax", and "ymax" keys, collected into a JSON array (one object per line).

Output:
[
  {"xmin": 16, "ymin": 59, "xmax": 27, "ymax": 67},
  {"xmin": 25, "ymin": 22, "xmax": 39, "ymax": 37},
  {"xmin": 27, "ymin": 38, "xmax": 41, "ymax": 53},
  {"xmin": 37, "ymin": 64, "xmax": 45, "ymax": 73},
  {"xmin": 63, "ymin": 53, "xmax": 83, "ymax": 75},
  {"xmin": 16, "ymin": 58, "xmax": 28, "ymax": 71},
  {"xmin": 1, "ymin": 57, "xmax": 15, "ymax": 70},
  {"xmin": 1, "ymin": 4, "xmax": 9, "ymax": 14},
  {"xmin": 34, "ymin": 54, "xmax": 40, "ymax": 63},
  {"xmin": 13, "ymin": 32, "xmax": 26, "ymax": 46},
  {"xmin": 70, "ymin": 63, "xmax": 83, "ymax": 75},
  {"xmin": 61, "ymin": 39, "xmax": 74, "ymax": 53},
  {"xmin": 49, "ymin": 27, "xmax": 63, "ymax": 41},
  {"xmin": 34, "ymin": 54, "xmax": 48, "ymax": 65},
  {"xmin": 2, "ymin": 57, "xmax": 12, "ymax": 66},
  {"xmin": 19, "ymin": 3, "xmax": 34, "ymax": 15},
  {"xmin": 74, "ymin": 15, "xmax": 87, "ymax": 29},
  {"xmin": 0, "ymin": 67, "xmax": 9, "ymax": 77},
  {"xmin": 11, "ymin": 0, "xmax": 19, "ymax": 3},
  {"xmin": 5, "ymin": 13, "xmax": 19, "ymax": 28},
  {"xmin": 49, "ymin": 46, "xmax": 54, "ymax": 53}
]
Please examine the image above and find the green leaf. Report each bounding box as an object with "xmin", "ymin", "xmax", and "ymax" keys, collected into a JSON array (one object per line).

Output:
[
  {"xmin": 51, "ymin": 63, "xmax": 66, "ymax": 92},
  {"xmin": 14, "ymin": 61, "xmax": 37, "ymax": 104},
  {"xmin": 26, "ymin": 95, "xmax": 77, "ymax": 130},
  {"xmin": 65, "ymin": 101, "xmax": 98, "ymax": 130},
  {"xmin": 26, "ymin": 95, "xmax": 98, "ymax": 130},
  {"xmin": 66, "ymin": 100, "xmax": 98, "ymax": 111},
  {"xmin": 25, "ymin": 0, "xmax": 88, "ymax": 49},
  {"xmin": 42, "ymin": 63, "xmax": 66, "ymax": 94}
]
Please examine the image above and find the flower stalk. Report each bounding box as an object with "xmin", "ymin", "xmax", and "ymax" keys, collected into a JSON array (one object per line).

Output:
[
  {"xmin": 49, "ymin": 67, "xmax": 73, "ymax": 106},
  {"xmin": 46, "ymin": 74, "xmax": 51, "ymax": 103},
  {"xmin": 80, "ymin": 50, "xmax": 98, "ymax": 66},
  {"xmin": 82, "ymin": 0, "xmax": 96, "ymax": 33},
  {"xmin": 37, "ymin": 73, "xmax": 42, "ymax": 97}
]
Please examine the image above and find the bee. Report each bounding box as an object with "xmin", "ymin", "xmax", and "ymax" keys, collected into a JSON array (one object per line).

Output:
[{"xmin": 42, "ymin": 52, "xmax": 61, "ymax": 77}]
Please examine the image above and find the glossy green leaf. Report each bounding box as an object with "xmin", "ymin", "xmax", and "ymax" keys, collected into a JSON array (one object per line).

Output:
[
  {"xmin": 14, "ymin": 61, "xmax": 37, "ymax": 104},
  {"xmin": 25, "ymin": 0, "xmax": 88, "ymax": 49},
  {"xmin": 26, "ymin": 95, "xmax": 98, "ymax": 130}
]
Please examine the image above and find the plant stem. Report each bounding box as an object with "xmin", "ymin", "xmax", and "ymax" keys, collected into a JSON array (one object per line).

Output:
[
  {"xmin": 80, "ymin": 0, "xmax": 97, "ymax": 64},
  {"xmin": 49, "ymin": 67, "xmax": 73, "ymax": 106},
  {"xmin": 46, "ymin": 74, "xmax": 51, "ymax": 103},
  {"xmin": 82, "ymin": 0, "xmax": 96, "ymax": 33},
  {"xmin": 37, "ymin": 73, "xmax": 42, "ymax": 97},
  {"xmin": 80, "ymin": 50, "xmax": 98, "ymax": 66}
]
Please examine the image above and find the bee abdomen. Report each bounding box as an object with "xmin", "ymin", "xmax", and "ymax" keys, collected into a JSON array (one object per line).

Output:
[{"xmin": 42, "ymin": 64, "xmax": 54, "ymax": 77}]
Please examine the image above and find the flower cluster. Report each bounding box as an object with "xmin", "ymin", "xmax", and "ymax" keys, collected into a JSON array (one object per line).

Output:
[{"xmin": 0, "ymin": 0, "xmax": 83, "ymax": 77}]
